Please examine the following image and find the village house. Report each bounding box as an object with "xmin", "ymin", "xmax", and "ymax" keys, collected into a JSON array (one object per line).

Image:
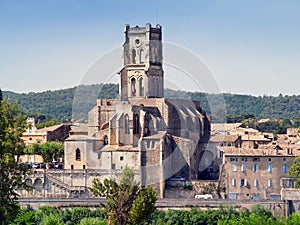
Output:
[
  {"xmin": 213, "ymin": 124, "xmax": 300, "ymax": 200},
  {"xmin": 19, "ymin": 117, "xmax": 70, "ymax": 164},
  {"xmin": 21, "ymin": 117, "xmax": 70, "ymax": 146}
]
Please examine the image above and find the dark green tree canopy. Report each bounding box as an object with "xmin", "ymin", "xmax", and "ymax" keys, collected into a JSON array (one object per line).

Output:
[
  {"xmin": 24, "ymin": 142, "xmax": 64, "ymax": 163},
  {"xmin": 4, "ymin": 84, "xmax": 300, "ymax": 123},
  {"xmin": 0, "ymin": 94, "xmax": 31, "ymax": 224},
  {"xmin": 91, "ymin": 166, "xmax": 157, "ymax": 225},
  {"xmin": 288, "ymin": 157, "xmax": 300, "ymax": 188}
]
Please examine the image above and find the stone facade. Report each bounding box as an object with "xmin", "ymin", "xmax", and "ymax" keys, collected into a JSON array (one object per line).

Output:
[{"xmin": 218, "ymin": 129, "xmax": 300, "ymax": 200}]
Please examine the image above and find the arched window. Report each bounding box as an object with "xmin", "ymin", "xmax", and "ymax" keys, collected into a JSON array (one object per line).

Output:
[
  {"xmin": 133, "ymin": 113, "xmax": 140, "ymax": 134},
  {"xmin": 140, "ymin": 49, "xmax": 145, "ymax": 63},
  {"xmin": 131, "ymin": 78, "xmax": 136, "ymax": 96},
  {"xmin": 104, "ymin": 135, "xmax": 108, "ymax": 145},
  {"xmin": 132, "ymin": 49, "xmax": 136, "ymax": 64},
  {"xmin": 75, "ymin": 148, "xmax": 81, "ymax": 161},
  {"xmin": 139, "ymin": 78, "xmax": 144, "ymax": 97},
  {"xmin": 125, "ymin": 114, "xmax": 130, "ymax": 134}
]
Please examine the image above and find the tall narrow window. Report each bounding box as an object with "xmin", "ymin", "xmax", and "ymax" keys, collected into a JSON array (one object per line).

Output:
[
  {"xmin": 131, "ymin": 78, "xmax": 136, "ymax": 96},
  {"xmin": 282, "ymin": 164, "xmax": 287, "ymax": 173},
  {"xmin": 254, "ymin": 179, "xmax": 259, "ymax": 187},
  {"xmin": 125, "ymin": 114, "xmax": 130, "ymax": 134},
  {"xmin": 75, "ymin": 148, "xmax": 81, "ymax": 161},
  {"xmin": 268, "ymin": 164, "xmax": 272, "ymax": 173},
  {"xmin": 232, "ymin": 178, "xmax": 236, "ymax": 187},
  {"xmin": 240, "ymin": 179, "xmax": 247, "ymax": 187},
  {"xmin": 139, "ymin": 78, "xmax": 144, "ymax": 96},
  {"xmin": 268, "ymin": 179, "xmax": 273, "ymax": 187},
  {"xmin": 104, "ymin": 135, "xmax": 108, "ymax": 145},
  {"xmin": 241, "ymin": 164, "xmax": 246, "ymax": 172},
  {"xmin": 232, "ymin": 164, "xmax": 237, "ymax": 172},
  {"xmin": 140, "ymin": 49, "xmax": 145, "ymax": 63},
  {"xmin": 253, "ymin": 164, "xmax": 259, "ymax": 172},
  {"xmin": 133, "ymin": 113, "xmax": 140, "ymax": 134},
  {"xmin": 132, "ymin": 49, "xmax": 136, "ymax": 64}
]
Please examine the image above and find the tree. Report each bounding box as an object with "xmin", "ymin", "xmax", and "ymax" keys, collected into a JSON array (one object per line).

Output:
[
  {"xmin": 24, "ymin": 142, "xmax": 64, "ymax": 163},
  {"xmin": 242, "ymin": 118, "xmax": 259, "ymax": 130},
  {"xmin": 0, "ymin": 93, "xmax": 31, "ymax": 224},
  {"xmin": 250, "ymin": 204, "xmax": 273, "ymax": 218},
  {"xmin": 90, "ymin": 166, "xmax": 157, "ymax": 225},
  {"xmin": 129, "ymin": 186, "xmax": 157, "ymax": 224},
  {"xmin": 293, "ymin": 117, "xmax": 300, "ymax": 128},
  {"xmin": 288, "ymin": 157, "xmax": 300, "ymax": 188}
]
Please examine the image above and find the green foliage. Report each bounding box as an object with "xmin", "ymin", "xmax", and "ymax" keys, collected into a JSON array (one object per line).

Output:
[
  {"xmin": 13, "ymin": 207, "xmax": 36, "ymax": 225},
  {"xmin": 36, "ymin": 118, "xmax": 62, "ymax": 129},
  {"xmin": 240, "ymin": 118, "xmax": 295, "ymax": 134},
  {"xmin": 250, "ymin": 204, "xmax": 273, "ymax": 218},
  {"xmin": 288, "ymin": 157, "xmax": 300, "ymax": 188},
  {"xmin": 11, "ymin": 206, "xmax": 107, "ymax": 225},
  {"xmin": 227, "ymin": 113, "xmax": 256, "ymax": 123},
  {"xmin": 130, "ymin": 186, "xmax": 157, "ymax": 224},
  {"xmin": 256, "ymin": 120, "xmax": 280, "ymax": 133},
  {"xmin": 34, "ymin": 206, "xmax": 60, "ymax": 224},
  {"xmin": 293, "ymin": 117, "xmax": 300, "ymax": 128},
  {"xmin": 0, "ymin": 96, "xmax": 31, "ymax": 224},
  {"xmin": 91, "ymin": 166, "xmax": 157, "ymax": 225},
  {"xmin": 10, "ymin": 204, "xmax": 300, "ymax": 225},
  {"xmin": 283, "ymin": 213, "xmax": 300, "ymax": 225},
  {"xmin": 4, "ymin": 84, "xmax": 300, "ymax": 124},
  {"xmin": 242, "ymin": 118, "xmax": 259, "ymax": 129},
  {"xmin": 3, "ymin": 84, "xmax": 118, "ymax": 123},
  {"xmin": 24, "ymin": 142, "xmax": 64, "ymax": 163},
  {"xmin": 79, "ymin": 217, "xmax": 107, "ymax": 225},
  {"xmin": 217, "ymin": 213, "xmax": 280, "ymax": 225},
  {"xmin": 41, "ymin": 213, "xmax": 63, "ymax": 225}
]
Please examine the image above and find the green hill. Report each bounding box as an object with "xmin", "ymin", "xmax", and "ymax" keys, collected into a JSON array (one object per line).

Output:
[{"xmin": 3, "ymin": 84, "xmax": 300, "ymax": 123}]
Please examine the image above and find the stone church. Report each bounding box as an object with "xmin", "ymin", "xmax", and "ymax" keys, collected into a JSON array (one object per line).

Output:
[
  {"xmin": 19, "ymin": 23, "xmax": 210, "ymax": 199},
  {"xmin": 64, "ymin": 23, "xmax": 210, "ymax": 197}
]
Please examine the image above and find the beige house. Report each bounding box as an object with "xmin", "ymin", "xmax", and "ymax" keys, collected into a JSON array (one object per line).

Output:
[
  {"xmin": 220, "ymin": 143, "xmax": 300, "ymax": 200},
  {"xmin": 22, "ymin": 117, "xmax": 70, "ymax": 146}
]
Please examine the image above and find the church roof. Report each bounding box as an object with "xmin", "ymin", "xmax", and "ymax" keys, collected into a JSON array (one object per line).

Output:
[
  {"xmin": 143, "ymin": 131, "xmax": 167, "ymax": 139},
  {"xmin": 211, "ymin": 123, "xmax": 243, "ymax": 133}
]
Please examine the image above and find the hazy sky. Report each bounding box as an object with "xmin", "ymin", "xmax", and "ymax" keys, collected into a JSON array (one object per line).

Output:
[{"xmin": 1, "ymin": 0, "xmax": 300, "ymax": 96}]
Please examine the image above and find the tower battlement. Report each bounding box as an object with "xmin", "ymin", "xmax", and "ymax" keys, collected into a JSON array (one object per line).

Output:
[{"xmin": 120, "ymin": 23, "xmax": 164, "ymax": 101}]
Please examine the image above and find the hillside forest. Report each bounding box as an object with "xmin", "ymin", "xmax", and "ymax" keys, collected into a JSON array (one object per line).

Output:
[{"xmin": 4, "ymin": 83, "xmax": 300, "ymax": 133}]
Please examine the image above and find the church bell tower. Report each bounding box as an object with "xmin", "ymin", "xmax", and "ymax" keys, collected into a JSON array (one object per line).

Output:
[{"xmin": 119, "ymin": 23, "xmax": 164, "ymax": 101}]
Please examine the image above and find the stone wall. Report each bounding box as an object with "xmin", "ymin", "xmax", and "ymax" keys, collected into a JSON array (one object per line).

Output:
[
  {"xmin": 47, "ymin": 124, "xmax": 71, "ymax": 142},
  {"xmin": 19, "ymin": 169, "xmax": 141, "ymax": 199},
  {"xmin": 224, "ymin": 155, "xmax": 295, "ymax": 200},
  {"xmin": 165, "ymin": 189, "xmax": 195, "ymax": 198}
]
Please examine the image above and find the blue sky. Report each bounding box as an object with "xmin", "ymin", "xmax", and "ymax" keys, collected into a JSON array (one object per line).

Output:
[{"xmin": 1, "ymin": 0, "xmax": 300, "ymax": 96}]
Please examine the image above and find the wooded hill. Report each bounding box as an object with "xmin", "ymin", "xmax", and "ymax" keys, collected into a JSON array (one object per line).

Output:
[{"xmin": 3, "ymin": 83, "xmax": 300, "ymax": 123}]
